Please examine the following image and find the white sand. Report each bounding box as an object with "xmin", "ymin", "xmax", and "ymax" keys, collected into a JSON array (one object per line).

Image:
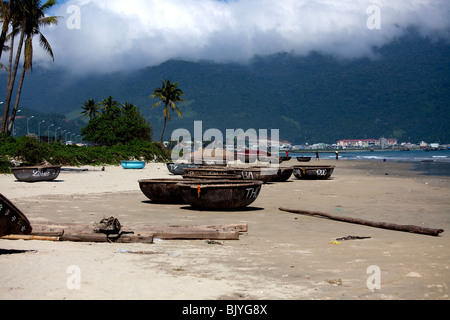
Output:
[{"xmin": 1, "ymin": 160, "xmax": 449, "ymax": 300}]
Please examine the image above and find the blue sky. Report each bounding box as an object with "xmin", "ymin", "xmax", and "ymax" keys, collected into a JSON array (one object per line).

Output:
[{"xmin": 32, "ymin": 0, "xmax": 450, "ymax": 75}]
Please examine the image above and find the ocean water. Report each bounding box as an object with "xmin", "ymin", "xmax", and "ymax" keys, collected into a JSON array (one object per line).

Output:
[{"xmin": 282, "ymin": 150, "xmax": 450, "ymax": 177}]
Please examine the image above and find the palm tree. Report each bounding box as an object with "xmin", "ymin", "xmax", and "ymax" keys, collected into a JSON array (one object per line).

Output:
[
  {"xmin": 151, "ymin": 79, "xmax": 185, "ymax": 145},
  {"xmin": 100, "ymin": 96, "xmax": 121, "ymax": 116},
  {"xmin": 80, "ymin": 99, "xmax": 101, "ymax": 120},
  {"xmin": 1, "ymin": 0, "xmax": 58, "ymax": 135}
]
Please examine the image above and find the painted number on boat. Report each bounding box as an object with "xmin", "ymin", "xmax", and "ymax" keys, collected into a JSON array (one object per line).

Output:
[
  {"xmin": 245, "ymin": 186, "xmax": 261, "ymax": 199},
  {"xmin": 316, "ymin": 169, "xmax": 328, "ymax": 176},
  {"xmin": 241, "ymin": 171, "xmax": 254, "ymax": 180}
]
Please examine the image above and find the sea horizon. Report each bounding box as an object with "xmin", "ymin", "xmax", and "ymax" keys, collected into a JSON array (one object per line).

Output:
[{"xmin": 282, "ymin": 149, "xmax": 450, "ymax": 177}]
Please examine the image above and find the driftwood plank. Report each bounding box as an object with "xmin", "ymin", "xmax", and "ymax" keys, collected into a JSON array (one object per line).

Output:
[
  {"xmin": 0, "ymin": 235, "xmax": 61, "ymax": 242},
  {"xmin": 279, "ymin": 207, "xmax": 444, "ymax": 237},
  {"xmin": 61, "ymin": 233, "xmax": 154, "ymax": 244}
]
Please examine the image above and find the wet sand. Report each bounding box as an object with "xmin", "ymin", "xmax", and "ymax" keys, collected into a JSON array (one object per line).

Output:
[{"xmin": 0, "ymin": 159, "xmax": 449, "ymax": 300}]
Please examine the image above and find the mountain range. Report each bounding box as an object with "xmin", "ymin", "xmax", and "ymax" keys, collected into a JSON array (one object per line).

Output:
[{"xmin": 3, "ymin": 29, "xmax": 450, "ymax": 144}]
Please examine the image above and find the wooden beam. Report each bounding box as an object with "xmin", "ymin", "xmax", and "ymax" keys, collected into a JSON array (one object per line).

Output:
[{"xmin": 279, "ymin": 207, "xmax": 444, "ymax": 237}]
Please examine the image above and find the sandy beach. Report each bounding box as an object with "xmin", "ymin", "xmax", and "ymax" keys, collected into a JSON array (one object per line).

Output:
[{"xmin": 0, "ymin": 159, "xmax": 449, "ymax": 300}]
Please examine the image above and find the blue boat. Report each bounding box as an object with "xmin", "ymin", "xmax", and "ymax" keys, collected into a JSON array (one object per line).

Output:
[{"xmin": 121, "ymin": 161, "xmax": 146, "ymax": 169}]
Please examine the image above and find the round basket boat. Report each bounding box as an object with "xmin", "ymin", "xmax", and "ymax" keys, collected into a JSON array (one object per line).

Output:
[
  {"xmin": 0, "ymin": 193, "xmax": 32, "ymax": 236},
  {"xmin": 182, "ymin": 174, "xmax": 242, "ymax": 180},
  {"xmin": 183, "ymin": 167, "xmax": 237, "ymax": 176},
  {"xmin": 177, "ymin": 180, "xmax": 263, "ymax": 210},
  {"xmin": 11, "ymin": 165, "xmax": 61, "ymax": 183},
  {"xmin": 121, "ymin": 161, "xmax": 146, "ymax": 169},
  {"xmin": 293, "ymin": 165, "xmax": 335, "ymax": 180},
  {"xmin": 233, "ymin": 167, "xmax": 277, "ymax": 183},
  {"xmin": 166, "ymin": 163, "xmax": 200, "ymax": 175},
  {"xmin": 279, "ymin": 156, "xmax": 291, "ymax": 163},
  {"xmin": 138, "ymin": 179, "xmax": 185, "ymax": 203},
  {"xmin": 270, "ymin": 167, "xmax": 294, "ymax": 182},
  {"xmin": 296, "ymin": 157, "xmax": 312, "ymax": 162}
]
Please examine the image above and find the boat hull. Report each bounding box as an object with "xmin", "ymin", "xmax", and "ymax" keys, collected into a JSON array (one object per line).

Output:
[
  {"xmin": 178, "ymin": 180, "xmax": 263, "ymax": 210},
  {"xmin": 270, "ymin": 167, "xmax": 294, "ymax": 182},
  {"xmin": 0, "ymin": 193, "xmax": 32, "ymax": 236},
  {"xmin": 166, "ymin": 163, "xmax": 200, "ymax": 175},
  {"xmin": 293, "ymin": 166, "xmax": 335, "ymax": 180},
  {"xmin": 121, "ymin": 161, "xmax": 146, "ymax": 169},
  {"xmin": 138, "ymin": 179, "xmax": 185, "ymax": 203},
  {"xmin": 11, "ymin": 166, "xmax": 61, "ymax": 183}
]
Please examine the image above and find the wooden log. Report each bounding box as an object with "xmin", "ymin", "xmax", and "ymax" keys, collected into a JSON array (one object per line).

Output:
[
  {"xmin": 1, "ymin": 234, "xmax": 60, "ymax": 241},
  {"xmin": 60, "ymin": 233, "xmax": 154, "ymax": 244},
  {"xmin": 30, "ymin": 223, "xmax": 244, "ymax": 240},
  {"xmin": 31, "ymin": 229, "xmax": 65, "ymax": 237},
  {"xmin": 279, "ymin": 207, "xmax": 445, "ymax": 237}
]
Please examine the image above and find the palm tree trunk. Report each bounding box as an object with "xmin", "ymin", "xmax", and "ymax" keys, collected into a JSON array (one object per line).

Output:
[
  {"xmin": 160, "ymin": 116, "xmax": 167, "ymax": 146},
  {"xmin": 7, "ymin": 62, "xmax": 27, "ymax": 135},
  {"xmin": 0, "ymin": 30, "xmax": 24, "ymax": 134}
]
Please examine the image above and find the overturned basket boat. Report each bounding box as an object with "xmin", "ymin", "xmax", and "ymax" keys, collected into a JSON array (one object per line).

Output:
[
  {"xmin": 138, "ymin": 179, "xmax": 185, "ymax": 203},
  {"xmin": 177, "ymin": 180, "xmax": 263, "ymax": 210},
  {"xmin": 183, "ymin": 167, "xmax": 237, "ymax": 176},
  {"xmin": 0, "ymin": 193, "xmax": 32, "ymax": 236},
  {"xmin": 166, "ymin": 163, "xmax": 200, "ymax": 175},
  {"xmin": 279, "ymin": 156, "xmax": 291, "ymax": 163},
  {"xmin": 182, "ymin": 174, "xmax": 242, "ymax": 180},
  {"xmin": 270, "ymin": 167, "xmax": 294, "ymax": 182},
  {"xmin": 121, "ymin": 161, "xmax": 146, "ymax": 169},
  {"xmin": 233, "ymin": 167, "xmax": 278, "ymax": 184},
  {"xmin": 293, "ymin": 165, "xmax": 335, "ymax": 180},
  {"xmin": 11, "ymin": 165, "xmax": 61, "ymax": 183}
]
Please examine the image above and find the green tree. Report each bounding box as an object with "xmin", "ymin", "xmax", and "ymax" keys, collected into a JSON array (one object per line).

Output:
[
  {"xmin": 81, "ymin": 100, "xmax": 152, "ymax": 146},
  {"xmin": 1, "ymin": 0, "xmax": 58, "ymax": 135},
  {"xmin": 80, "ymin": 99, "xmax": 101, "ymax": 120},
  {"xmin": 151, "ymin": 79, "xmax": 185, "ymax": 145}
]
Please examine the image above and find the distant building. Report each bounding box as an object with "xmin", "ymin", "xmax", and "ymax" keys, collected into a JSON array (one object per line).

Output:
[{"xmin": 337, "ymin": 138, "xmax": 397, "ymax": 148}]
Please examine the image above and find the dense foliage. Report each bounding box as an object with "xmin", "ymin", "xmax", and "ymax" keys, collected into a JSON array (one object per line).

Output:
[
  {"xmin": 0, "ymin": 135, "xmax": 167, "ymax": 173},
  {"xmin": 81, "ymin": 100, "xmax": 152, "ymax": 146}
]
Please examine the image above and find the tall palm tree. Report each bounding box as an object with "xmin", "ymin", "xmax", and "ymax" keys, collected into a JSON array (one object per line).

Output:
[
  {"xmin": 1, "ymin": 0, "xmax": 58, "ymax": 135},
  {"xmin": 151, "ymin": 79, "xmax": 185, "ymax": 145},
  {"xmin": 100, "ymin": 96, "xmax": 121, "ymax": 116},
  {"xmin": 80, "ymin": 99, "xmax": 101, "ymax": 120}
]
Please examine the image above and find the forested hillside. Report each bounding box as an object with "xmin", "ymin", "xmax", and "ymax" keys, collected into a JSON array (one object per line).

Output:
[{"xmin": 4, "ymin": 30, "xmax": 449, "ymax": 144}]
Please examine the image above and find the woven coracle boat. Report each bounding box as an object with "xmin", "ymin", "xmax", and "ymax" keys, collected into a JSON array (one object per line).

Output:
[
  {"xmin": 233, "ymin": 167, "xmax": 277, "ymax": 183},
  {"xmin": 292, "ymin": 165, "xmax": 335, "ymax": 180},
  {"xmin": 270, "ymin": 167, "xmax": 294, "ymax": 182},
  {"xmin": 11, "ymin": 165, "xmax": 61, "ymax": 182},
  {"xmin": 166, "ymin": 163, "xmax": 200, "ymax": 175},
  {"xmin": 0, "ymin": 193, "xmax": 32, "ymax": 236},
  {"xmin": 138, "ymin": 179, "xmax": 185, "ymax": 203},
  {"xmin": 177, "ymin": 180, "xmax": 263, "ymax": 210},
  {"xmin": 183, "ymin": 167, "xmax": 237, "ymax": 176}
]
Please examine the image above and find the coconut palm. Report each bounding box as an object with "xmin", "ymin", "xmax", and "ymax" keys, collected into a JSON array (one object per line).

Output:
[
  {"xmin": 1, "ymin": 0, "xmax": 58, "ymax": 135},
  {"xmin": 151, "ymin": 79, "xmax": 185, "ymax": 145},
  {"xmin": 100, "ymin": 96, "xmax": 121, "ymax": 115},
  {"xmin": 80, "ymin": 99, "xmax": 101, "ymax": 120}
]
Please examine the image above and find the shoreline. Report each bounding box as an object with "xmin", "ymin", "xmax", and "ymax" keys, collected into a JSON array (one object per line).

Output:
[{"xmin": 1, "ymin": 159, "xmax": 449, "ymax": 300}]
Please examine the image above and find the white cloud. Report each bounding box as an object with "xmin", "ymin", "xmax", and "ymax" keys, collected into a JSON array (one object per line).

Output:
[{"xmin": 31, "ymin": 0, "xmax": 450, "ymax": 74}]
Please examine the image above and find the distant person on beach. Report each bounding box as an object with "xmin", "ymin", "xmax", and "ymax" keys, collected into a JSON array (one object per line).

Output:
[{"xmin": 315, "ymin": 151, "xmax": 319, "ymax": 161}]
